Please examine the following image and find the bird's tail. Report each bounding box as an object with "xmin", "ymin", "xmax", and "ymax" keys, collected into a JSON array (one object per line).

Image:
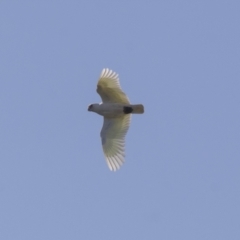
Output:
[{"xmin": 130, "ymin": 104, "xmax": 144, "ymax": 114}]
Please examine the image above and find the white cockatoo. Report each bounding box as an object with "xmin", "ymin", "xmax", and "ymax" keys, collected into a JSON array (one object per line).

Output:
[{"xmin": 88, "ymin": 68, "xmax": 144, "ymax": 171}]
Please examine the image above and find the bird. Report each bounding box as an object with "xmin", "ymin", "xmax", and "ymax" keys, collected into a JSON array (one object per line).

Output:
[{"xmin": 88, "ymin": 68, "xmax": 144, "ymax": 171}]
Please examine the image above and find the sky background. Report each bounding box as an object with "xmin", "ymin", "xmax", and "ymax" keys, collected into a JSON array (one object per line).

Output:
[{"xmin": 1, "ymin": 1, "xmax": 240, "ymax": 239}]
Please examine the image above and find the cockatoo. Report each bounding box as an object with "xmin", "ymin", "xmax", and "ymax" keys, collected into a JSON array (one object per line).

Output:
[{"xmin": 88, "ymin": 68, "xmax": 144, "ymax": 171}]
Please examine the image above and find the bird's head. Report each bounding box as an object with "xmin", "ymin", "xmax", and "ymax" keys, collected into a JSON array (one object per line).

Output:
[{"xmin": 88, "ymin": 103, "xmax": 99, "ymax": 112}]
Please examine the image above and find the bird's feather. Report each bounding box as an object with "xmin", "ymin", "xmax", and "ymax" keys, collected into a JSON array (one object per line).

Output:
[
  {"xmin": 97, "ymin": 68, "xmax": 130, "ymax": 104},
  {"xmin": 100, "ymin": 115, "xmax": 131, "ymax": 171}
]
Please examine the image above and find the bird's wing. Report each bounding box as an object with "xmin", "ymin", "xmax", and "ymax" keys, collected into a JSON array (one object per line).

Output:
[
  {"xmin": 100, "ymin": 115, "xmax": 131, "ymax": 171},
  {"xmin": 97, "ymin": 68, "xmax": 130, "ymax": 104}
]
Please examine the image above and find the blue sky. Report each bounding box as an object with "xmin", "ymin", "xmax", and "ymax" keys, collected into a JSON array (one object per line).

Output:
[{"xmin": 1, "ymin": 1, "xmax": 240, "ymax": 239}]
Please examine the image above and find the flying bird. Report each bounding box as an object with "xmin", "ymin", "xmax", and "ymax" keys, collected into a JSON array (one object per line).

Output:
[{"xmin": 88, "ymin": 68, "xmax": 144, "ymax": 171}]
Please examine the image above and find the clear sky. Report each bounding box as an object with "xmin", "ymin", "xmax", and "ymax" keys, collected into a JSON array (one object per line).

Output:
[{"xmin": 1, "ymin": 1, "xmax": 240, "ymax": 239}]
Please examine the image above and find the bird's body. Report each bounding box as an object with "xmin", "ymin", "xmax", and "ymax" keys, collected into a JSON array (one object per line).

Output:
[
  {"xmin": 89, "ymin": 103, "xmax": 143, "ymax": 118},
  {"xmin": 89, "ymin": 103, "xmax": 126, "ymax": 118},
  {"xmin": 88, "ymin": 68, "xmax": 144, "ymax": 171}
]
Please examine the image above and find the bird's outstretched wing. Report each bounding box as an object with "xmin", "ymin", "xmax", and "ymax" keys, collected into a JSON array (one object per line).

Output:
[
  {"xmin": 97, "ymin": 68, "xmax": 130, "ymax": 104},
  {"xmin": 100, "ymin": 115, "xmax": 131, "ymax": 171}
]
